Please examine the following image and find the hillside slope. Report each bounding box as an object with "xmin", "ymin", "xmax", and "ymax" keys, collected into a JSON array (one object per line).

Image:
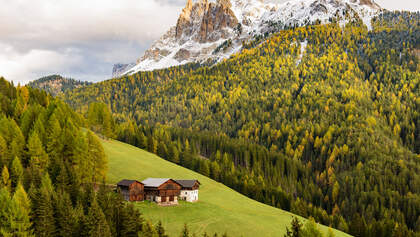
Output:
[
  {"xmin": 103, "ymin": 139, "xmax": 349, "ymax": 237},
  {"xmin": 28, "ymin": 74, "xmax": 91, "ymax": 96},
  {"xmin": 64, "ymin": 11, "xmax": 420, "ymax": 235}
]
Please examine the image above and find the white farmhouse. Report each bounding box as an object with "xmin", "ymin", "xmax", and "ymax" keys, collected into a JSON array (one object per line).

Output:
[{"xmin": 175, "ymin": 180, "xmax": 200, "ymax": 202}]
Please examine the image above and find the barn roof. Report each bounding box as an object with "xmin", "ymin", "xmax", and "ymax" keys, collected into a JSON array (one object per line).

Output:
[
  {"xmin": 142, "ymin": 178, "xmax": 171, "ymax": 188},
  {"xmin": 117, "ymin": 179, "xmax": 141, "ymax": 187},
  {"xmin": 175, "ymin": 180, "xmax": 200, "ymax": 188}
]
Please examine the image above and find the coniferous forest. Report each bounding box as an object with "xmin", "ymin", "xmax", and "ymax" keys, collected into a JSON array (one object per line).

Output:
[
  {"xmin": 0, "ymin": 78, "xmax": 231, "ymax": 236},
  {"xmin": 62, "ymin": 11, "xmax": 420, "ymax": 236}
]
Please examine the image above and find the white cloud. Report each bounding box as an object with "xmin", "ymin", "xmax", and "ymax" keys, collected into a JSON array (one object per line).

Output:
[
  {"xmin": 0, "ymin": 0, "xmax": 418, "ymax": 84},
  {"xmin": 0, "ymin": 0, "xmax": 184, "ymax": 83},
  {"xmin": 0, "ymin": 0, "xmax": 183, "ymax": 45},
  {"xmin": 376, "ymin": 0, "xmax": 420, "ymax": 11},
  {"xmin": 0, "ymin": 44, "xmax": 83, "ymax": 84}
]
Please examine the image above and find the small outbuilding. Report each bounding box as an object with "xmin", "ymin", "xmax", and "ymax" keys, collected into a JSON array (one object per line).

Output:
[
  {"xmin": 142, "ymin": 178, "xmax": 182, "ymax": 205},
  {"xmin": 117, "ymin": 179, "xmax": 144, "ymax": 201},
  {"xmin": 176, "ymin": 180, "xmax": 200, "ymax": 202}
]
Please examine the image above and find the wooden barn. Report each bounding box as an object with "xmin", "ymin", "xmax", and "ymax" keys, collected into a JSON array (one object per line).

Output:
[
  {"xmin": 142, "ymin": 178, "xmax": 182, "ymax": 205},
  {"xmin": 116, "ymin": 179, "xmax": 144, "ymax": 201},
  {"xmin": 175, "ymin": 180, "xmax": 200, "ymax": 202}
]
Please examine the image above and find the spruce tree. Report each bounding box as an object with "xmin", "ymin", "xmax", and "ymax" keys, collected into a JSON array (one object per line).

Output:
[
  {"xmin": 137, "ymin": 131, "xmax": 148, "ymax": 149},
  {"xmin": 120, "ymin": 203, "xmax": 144, "ymax": 237},
  {"xmin": 33, "ymin": 174, "xmax": 56, "ymax": 237},
  {"xmin": 301, "ymin": 218, "xmax": 323, "ymax": 237},
  {"xmin": 54, "ymin": 190, "xmax": 76, "ymax": 237},
  {"xmin": 284, "ymin": 217, "xmax": 302, "ymax": 237},
  {"xmin": 27, "ymin": 132, "xmax": 49, "ymax": 172},
  {"xmin": 46, "ymin": 114, "xmax": 62, "ymax": 177},
  {"xmin": 0, "ymin": 187, "xmax": 13, "ymax": 236},
  {"xmin": 141, "ymin": 221, "xmax": 158, "ymax": 237},
  {"xmin": 86, "ymin": 131, "xmax": 107, "ymax": 183},
  {"xmin": 83, "ymin": 197, "xmax": 111, "ymax": 237},
  {"xmin": 1, "ymin": 166, "xmax": 11, "ymax": 191},
  {"xmin": 0, "ymin": 135, "xmax": 7, "ymax": 168},
  {"xmin": 11, "ymin": 184, "xmax": 34, "ymax": 236},
  {"xmin": 10, "ymin": 156, "xmax": 23, "ymax": 187},
  {"xmin": 169, "ymin": 144, "xmax": 180, "ymax": 164},
  {"xmin": 156, "ymin": 220, "xmax": 168, "ymax": 237}
]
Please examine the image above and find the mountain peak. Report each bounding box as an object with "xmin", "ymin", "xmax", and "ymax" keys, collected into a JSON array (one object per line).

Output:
[
  {"xmin": 116, "ymin": 0, "xmax": 382, "ymax": 77},
  {"xmin": 175, "ymin": 0, "xmax": 237, "ymax": 43}
]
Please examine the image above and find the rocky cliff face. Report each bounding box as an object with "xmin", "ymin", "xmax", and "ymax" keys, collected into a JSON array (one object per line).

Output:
[
  {"xmin": 112, "ymin": 63, "xmax": 135, "ymax": 78},
  {"xmin": 175, "ymin": 0, "xmax": 238, "ymax": 43},
  {"xmin": 115, "ymin": 0, "xmax": 382, "ymax": 77}
]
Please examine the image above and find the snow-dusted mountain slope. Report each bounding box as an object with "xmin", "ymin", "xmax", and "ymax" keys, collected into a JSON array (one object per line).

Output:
[{"xmin": 115, "ymin": 0, "xmax": 382, "ymax": 77}]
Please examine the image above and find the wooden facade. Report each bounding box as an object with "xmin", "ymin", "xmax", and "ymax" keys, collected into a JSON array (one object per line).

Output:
[
  {"xmin": 117, "ymin": 180, "xmax": 144, "ymax": 201},
  {"xmin": 143, "ymin": 178, "xmax": 182, "ymax": 205}
]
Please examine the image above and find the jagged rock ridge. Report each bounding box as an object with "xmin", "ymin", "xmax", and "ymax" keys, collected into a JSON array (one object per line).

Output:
[{"xmin": 115, "ymin": 0, "xmax": 382, "ymax": 77}]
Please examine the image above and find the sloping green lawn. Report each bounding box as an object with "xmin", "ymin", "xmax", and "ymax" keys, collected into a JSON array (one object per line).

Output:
[{"xmin": 103, "ymin": 139, "xmax": 350, "ymax": 237}]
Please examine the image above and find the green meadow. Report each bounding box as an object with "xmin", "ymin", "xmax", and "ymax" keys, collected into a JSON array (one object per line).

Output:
[{"xmin": 103, "ymin": 139, "xmax": 350, "ymax": 237}]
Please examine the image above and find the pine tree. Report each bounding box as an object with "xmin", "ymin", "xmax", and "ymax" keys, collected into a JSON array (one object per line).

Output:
[
  {"xmin": 349, "ymin": 213, "xmax": 367, "ymax": 237},
  {"xmin": 83, "ymin": 197, "xmax": 111, "ymax": 237},
  {"xmin": 138, "ymin": 131, "xmax": 148, "ymax": 149},
  {"xmin": 284, "ymin": 217, "xmax": 303, "ymax": 237},
  {"xmin": 10, "ymin": 156, "xmax": 23, "ymax": 187},
  {"xmin": 140, "ymin": 221, "xmax": 159, "ymax": 237},
  {"xmin": 33, "ymin": 174, "xmax": 56, "ymax": 237},
  {"xmin": 46, "ymin": 113, "xmax": 62, "ymax": 177},
  {"xmin": 10, "ymin": 184, "xmax": 34, "ymax": 236},
  {"xmin": 156, "ymin": 220, "xmax": 168, "ymax": 237},
  {"xmin": 1, "ymin": 166, "xmax": 11, "ymax": 191},
  {"xmin": 27, "ymin": 132, "xmax": 49, "ymax": 172},
  {"xmin": 169, "ymin": 144, "xmax": 180, "ymax": 164},
  {"xmin": 0, "ymin": 187, "xmax": 13, "ymax": 236},
  {"xmin": 120, "ymin": 203, "xmax": 144, "ymax": 237},
  {"xmin": 54, "ymin": 190, "xmax": 77, "ymax": 237},
  {"xmin": 0, "ymin": 135, "xmax": 7, "ymax": 168},
  {"xmin": 86, "ymin": 131, "xmax": 107, "ymax": 183},
  {"xmin": 301, "ymin": 217, "xmax": 323, "ymax": 237}
]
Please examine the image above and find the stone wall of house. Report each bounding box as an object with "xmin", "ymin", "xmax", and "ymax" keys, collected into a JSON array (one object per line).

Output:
[{"xmin": 180, "ymin": 190, "xmax": 199, "ymax": 202}]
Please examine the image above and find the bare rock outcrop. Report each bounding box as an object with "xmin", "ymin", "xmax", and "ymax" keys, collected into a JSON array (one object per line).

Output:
[{"xmin": 175, "ymin": 0, "xmax": 238, "ymax": 43}]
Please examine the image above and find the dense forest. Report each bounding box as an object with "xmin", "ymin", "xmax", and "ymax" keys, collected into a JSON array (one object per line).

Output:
[
  {"xmin": 1, "ymin": 78, "xmax": 232, "ymax": 237},
  {"xmin": 63, "ymin": 11, "xmax": 420, "ymax": 237}
]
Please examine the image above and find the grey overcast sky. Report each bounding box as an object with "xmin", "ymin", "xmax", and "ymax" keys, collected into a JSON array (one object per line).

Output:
[{"xmin": 0, "ymin": 0, "xmax": 418, "ymax": 84}]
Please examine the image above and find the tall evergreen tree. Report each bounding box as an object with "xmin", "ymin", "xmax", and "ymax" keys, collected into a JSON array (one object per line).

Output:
[
  {"xmin": 10, "ymin": 184, "xmax": 34, "ymax": 236},
  {"xmin": 0, "ymin": 187, "xmax": 13, "ymax": 236},
  {"xmin": 45, "ymin": 113, "xmax": 62, "ymax": 177},
  {"xmin": 33, "ymin": 174, "xmax": 56, "ymax": 237},
  {"xmin": 10, "ymin": 156, "xmax": 23, "ymax": 187},
  {"xmin": 83, "ymin": 197, "xmax": 111, "ymax": 237},
  {"xmin": 120, "ymin": 203, "xmax": 144, "ymax": 237},
  {"xmin": 0, "ymin": 135, "xmax": 7, "ymax": 168},
  {"xmin": 1, "ymin": 166, "xmax": 11, "ymax": 191},
  {"xmin": 27, "ymin": 132, "xmax": 49, "ymax": 172},
  {"xmin": 301, "ymin": 218, "xmax": 323, "ymax": 237},
  {"xmin": 86, "ymin": 131, "xmax": 107, "ymax": 183},
  {"xmin": 54, "ymin": 190, "xmax": 77, "ymax": 237}
]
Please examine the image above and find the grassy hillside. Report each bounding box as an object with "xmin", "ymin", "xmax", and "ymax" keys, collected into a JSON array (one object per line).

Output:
[{"xmin": 103, "ymin": 139, "xmax": 350, "ymax": 237}]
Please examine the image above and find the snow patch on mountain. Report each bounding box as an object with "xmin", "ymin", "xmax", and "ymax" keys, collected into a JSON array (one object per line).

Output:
[{"xmin": 116, "ymin": 0, "xmax": 382, "ymax": 77}]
